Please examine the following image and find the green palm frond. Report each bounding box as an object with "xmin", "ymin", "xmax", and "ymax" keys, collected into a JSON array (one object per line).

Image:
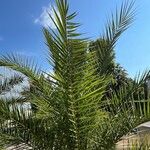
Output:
[
  {"xmin": 103, "ymin": 0, "xmax": 135, "ymax": 48},
  {"xmin": 89, "ymin": 1, "xmax": 135, "ymax": 76},
  {"xmin": 0, "ymin": 53, "xmax": 42, "ymax": 85}
]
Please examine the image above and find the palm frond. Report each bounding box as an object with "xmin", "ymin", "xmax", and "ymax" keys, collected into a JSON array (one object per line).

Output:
[
  {"xmin": 90, "ymin": 0, "xmax": 135, "ymax": 76},
  {"xmin": 103, "ymin": 0, "xmax": 135, "ymax": 48},
  {"xmin": 0, "ymin": 53, "xmax": 42, "ymax": 85}
]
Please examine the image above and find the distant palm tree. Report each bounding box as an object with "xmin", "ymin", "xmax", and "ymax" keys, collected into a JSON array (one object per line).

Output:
[{"xmin": 0, "ymin": 0, "xmax": 150, "ymax": 149}]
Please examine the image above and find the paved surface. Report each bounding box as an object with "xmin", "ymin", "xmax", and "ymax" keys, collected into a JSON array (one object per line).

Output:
[{"xmin": 116, "ymin": 121, "xmax": 150, "ymax": 149}]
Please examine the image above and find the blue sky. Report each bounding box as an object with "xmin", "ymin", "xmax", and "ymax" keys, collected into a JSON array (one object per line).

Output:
[{"xmin": 0, "ymin": 0, "xmax": 150, "ymax": 78}]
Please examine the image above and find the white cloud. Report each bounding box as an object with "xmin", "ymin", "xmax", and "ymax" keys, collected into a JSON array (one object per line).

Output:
[
  {"xmin": 34, "ymin": 4, "xmax": 58, "ymax": 29},
  {"xmin": 0, "ymin": 67, "xmax": 29, "ymax": 99}
]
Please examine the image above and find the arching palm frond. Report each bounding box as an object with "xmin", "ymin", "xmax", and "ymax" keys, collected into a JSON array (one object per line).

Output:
[
  {"xmin": 103, "ymin": 0, "xmax": 135, "ymax": 49},
  {"xmin": 0, "ymin": 53, "xmax": 44, "ymax": 93},
  {"xmin": 89, "ymin": 0, "xmax": 135, "ymax": 75}
]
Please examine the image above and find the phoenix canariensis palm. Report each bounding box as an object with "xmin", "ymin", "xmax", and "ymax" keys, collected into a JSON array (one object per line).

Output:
[{"xmin": 0, "ymin": 0, "xmax": 150, "ymax": 150}]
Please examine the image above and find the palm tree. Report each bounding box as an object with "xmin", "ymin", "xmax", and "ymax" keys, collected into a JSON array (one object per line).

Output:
[{"xmin": 0, "ymin": 0, "xmax": 150, "ymax": 149}]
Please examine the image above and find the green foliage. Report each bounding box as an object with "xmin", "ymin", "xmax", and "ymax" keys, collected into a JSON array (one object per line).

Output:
[{"xmin": 0, "ymin": 0, "xmax": 150, "ymax": 150}]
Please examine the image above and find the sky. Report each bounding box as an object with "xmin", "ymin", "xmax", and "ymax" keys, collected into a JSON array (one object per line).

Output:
[{"xmin": 0, "ymin": 0, "xmax": 150, "ymax": 78}]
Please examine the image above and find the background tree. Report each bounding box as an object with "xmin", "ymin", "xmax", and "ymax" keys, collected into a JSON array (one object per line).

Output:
[{"xmin": 89, "ymin": 38, "xmax": 132, "ymax": 99}]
